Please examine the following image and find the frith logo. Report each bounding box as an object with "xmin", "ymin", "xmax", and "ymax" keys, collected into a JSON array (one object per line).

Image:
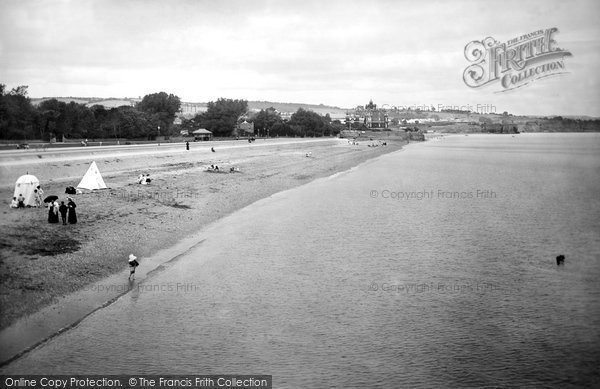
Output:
[{"xmin": 463, "ymin": 28, "xmax": 572, "ymax": 91}]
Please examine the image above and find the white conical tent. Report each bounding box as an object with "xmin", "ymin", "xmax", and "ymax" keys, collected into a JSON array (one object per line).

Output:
[
  {"xmin": 13, "ymin": 174, "xmax": 40, "ymax": 206},
  {"xmin": 77, "ymin": 161, "xmax": 107, "ymax": 190}
]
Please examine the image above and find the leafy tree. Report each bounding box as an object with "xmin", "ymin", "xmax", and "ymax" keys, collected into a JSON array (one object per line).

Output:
[
  {"xmin": 289, "ymin": 108, "xmax": 325, "ymax": 137},
  {"xmin": 38, "ymin": 99, "xmax": 67, "ymax": 140},
  {"xmin": 329, "ymin": 121, "xmax": 345, "ymax": 136},
  {"xmin": 136, "ymin": 92, "xmax": 181, "ymax": 136},
  {"xmin": 252, "ymin": 107, "xmax": 283, "ymax": 134},
  {"xmin": 270, "ymin": 121, "xmax": 292, "ymax": 137},
  {"xmin": 180, "ymin": 115, "xmax": 204, "ymax": 135},
  {"xmin": 198, "ymin": 98, "xmax": 248, "ymax": 137},
  {"xmin": 62, "ymin": 101, "xmax": 95, "ymax": 139},
  {"xmin": 113, "ymin": 107, "xmax": 157, "ymax": 139},
  {"xmin": 0, "ymin": 85, "xmax": 37, "ymax": 140}
]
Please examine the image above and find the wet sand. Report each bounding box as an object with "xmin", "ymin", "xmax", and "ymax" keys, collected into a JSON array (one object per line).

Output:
[{"xmin": 0, "ymin": 136, "xmax": 406, "ymax": 365}]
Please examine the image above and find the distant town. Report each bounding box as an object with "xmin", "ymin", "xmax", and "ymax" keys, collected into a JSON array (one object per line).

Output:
[
  {"xmin": 1, "ymin": 84, "xmax": 599, "ymax": 148},
  {"xmin": 28, "ymin": 96, "xmax": 600, "ymax": 136}
]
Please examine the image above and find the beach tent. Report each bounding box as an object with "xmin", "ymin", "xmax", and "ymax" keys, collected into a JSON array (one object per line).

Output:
[
  {"xmin": 13, "ymin": 174, "xmax": 40, "ymax": 207},
  {"xmin": 77, "ymin": 161, "xmax": 107, "ymax": 190}
]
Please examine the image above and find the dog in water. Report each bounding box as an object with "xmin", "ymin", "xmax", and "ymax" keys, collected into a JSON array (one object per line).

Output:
[{"xmin": 556, "ymin": 255, "xmax": 565, "ymax": 265}]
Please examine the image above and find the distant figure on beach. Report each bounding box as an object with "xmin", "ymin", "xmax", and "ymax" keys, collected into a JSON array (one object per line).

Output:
[
  {"xmin": 138, "ymin": 174, "xmax": 151, "ymax": 185},
  {"xmin": 186, "ymin": 141, "xmax": 189, "ymax": 151},
  {"xmin": 210, "ymin": 164, "xmax": 215, "ymax": 170},
  {"xmin": 59, "ymin": 201, "xmax": 68, "ymax": 225},
  {"xmin": 211, "ymin": 147, "xmax": 215, "ymax": 152},
  {"xmin": 17, "ymin": 194, "xmax": 25, "ymax": 208},
  {"xmin": 67, "ymin": 198, "xmax": 77, "ymax": 224},
  {"xmin": 214, "ymin": 165, "xmax": 219, "ymax": 171},
  {"xmin": 33, "ymin": 189, "xmax": 40, "ymax": 207},
  {"xmin": 48, "ymin": 200, "xmax": 59, "ymax": 223},
  {"xmin": 128, "ymin": 254, "xmax": 139, "ymax": 280},
  {"xmin": 556, "ymin": 255, "xmax": 565, "ymax": 265}
]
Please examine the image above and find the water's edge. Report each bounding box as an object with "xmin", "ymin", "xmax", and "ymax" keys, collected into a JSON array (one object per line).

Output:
[{"xmin": 0, "ymin": 141, "xmax": 414, "ymax": 367}]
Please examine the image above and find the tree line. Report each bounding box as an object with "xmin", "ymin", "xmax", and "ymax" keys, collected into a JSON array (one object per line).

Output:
[
  {"xmin": 181, "ymin": 101, "xmax": 344, "ymax": 138},
  {"xmin": 1, "ymin": 85, "xmax": 343, "ymax": 141},
  {"xmin": 0, "ymin": 85, "xmax": 181, "ymax": 141}
]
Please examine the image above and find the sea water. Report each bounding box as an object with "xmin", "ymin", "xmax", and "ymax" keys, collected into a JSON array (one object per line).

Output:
[{"xmin": 3, "ymin": 134, "xmax": 600, "ymax": 388}]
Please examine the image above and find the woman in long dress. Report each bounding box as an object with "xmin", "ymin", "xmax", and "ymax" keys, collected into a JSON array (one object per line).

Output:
[
  {"xmin": 67, "ymin": 198, "xmax": 77, "ymax": 224},
  {"xmin": 48, "ymin": 200, "xmax": 59, "ymax": 223}
]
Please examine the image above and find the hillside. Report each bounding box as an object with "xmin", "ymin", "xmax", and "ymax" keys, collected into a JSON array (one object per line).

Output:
[
  {"xmin": 30, "ymin": 97, "xmax": 349, "ymax": 119},
  {"xmin": 27, "ymin": 96, "xmax": 599, "ymax": 132}
]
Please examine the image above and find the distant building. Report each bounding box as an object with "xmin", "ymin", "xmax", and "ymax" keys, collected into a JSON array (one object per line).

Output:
[
  {"xmin": 179, "ymin": 102, "xmax": 207, "ymax": 115},
  {"xmin": 365, "ymin": 110, "xmax": 388, "ymax": 129},
  {"xmin": 192, "ymin": 128, "xmax": 213, "ymax": 141},
  {"xmin": 345, "ymin": 100, "xmax": 388, "ymax": 129}
]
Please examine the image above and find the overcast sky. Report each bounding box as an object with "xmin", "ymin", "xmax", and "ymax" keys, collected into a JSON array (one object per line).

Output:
[{"xmin": 1, "ymin": 0, "xmax": 599, "ymax": 116}]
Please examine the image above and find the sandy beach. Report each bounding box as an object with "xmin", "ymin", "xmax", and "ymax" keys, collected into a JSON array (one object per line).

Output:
[{"xmin": 0, "ymin": 136, "xmax": 407, "ymax": 363}]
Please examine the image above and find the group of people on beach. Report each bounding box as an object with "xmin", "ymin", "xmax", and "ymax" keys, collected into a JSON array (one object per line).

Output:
[
  {"xmin": 368, "ymin": 142, "xmax": 387, "ymax": 147},
  {"xmin": 34, "ymin": 185, "xmax": 44, "ymax": 206},
  {"xmin": 47, "ymin": 197, "xmax": 77, "ymax": 225},
  {"xmin": 207, "ymin": 164, "xmax": 241, "ymax": 173},
  {"xmin": 137, "ymin": 174, "xmax": 151, "ymax": 185},
  {"xmin": 11, "ymin": 185, "xmax": 45, "ymax": 208},
  {"xmin": 11, "ymin": 194, "xmax": 26, "ymax": 208}
]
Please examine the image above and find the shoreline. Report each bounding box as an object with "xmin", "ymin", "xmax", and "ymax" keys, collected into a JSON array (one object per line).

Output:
[{"xmin": 0, "ymin": 136, "xmax": 408, "ymax": 366}]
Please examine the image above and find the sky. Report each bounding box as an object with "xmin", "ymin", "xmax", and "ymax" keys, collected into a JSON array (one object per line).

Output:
[{"xmin": 1, "ymin": 0, "xmax": 599, "ymax": 116}]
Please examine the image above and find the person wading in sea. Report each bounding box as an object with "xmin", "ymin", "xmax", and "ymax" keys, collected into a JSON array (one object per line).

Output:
[{"xmin": 128, "ymin": 254, "xmax": 140, "ymax": 280}]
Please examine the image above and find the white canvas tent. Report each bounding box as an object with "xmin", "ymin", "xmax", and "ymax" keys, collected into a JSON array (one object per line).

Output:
[
  {"xmin": 77, "ymin": 161, "xmax": 107, "ymax": 190},
  {"xmin": 13, "ymin": 174, "xmax": 40, "ymax": 207}
]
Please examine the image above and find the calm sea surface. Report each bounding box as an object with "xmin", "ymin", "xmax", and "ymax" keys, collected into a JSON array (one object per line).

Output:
[{"xmin": 3, "ymin": 134, "xmax": 600, "ymax": 387}]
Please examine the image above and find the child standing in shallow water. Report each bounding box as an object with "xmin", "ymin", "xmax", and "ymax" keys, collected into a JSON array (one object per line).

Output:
[{"xmin": 128, "ymin": 254, "xmax": 140, "ymax": 280}]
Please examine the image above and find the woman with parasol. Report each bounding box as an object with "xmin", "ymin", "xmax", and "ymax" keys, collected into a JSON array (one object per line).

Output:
[
  {"xmin": 47, "ymin": 199, "xmax": 59, "ymax": 223},
  {"xmin": 44, "ymin": 196, "xmax": 59, "ymax": 223}
]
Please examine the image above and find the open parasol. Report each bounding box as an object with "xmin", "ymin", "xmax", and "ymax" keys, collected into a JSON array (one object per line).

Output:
[{"xmin": 43, "ymin": 195, "xmax": 58, "ymax": 203}]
